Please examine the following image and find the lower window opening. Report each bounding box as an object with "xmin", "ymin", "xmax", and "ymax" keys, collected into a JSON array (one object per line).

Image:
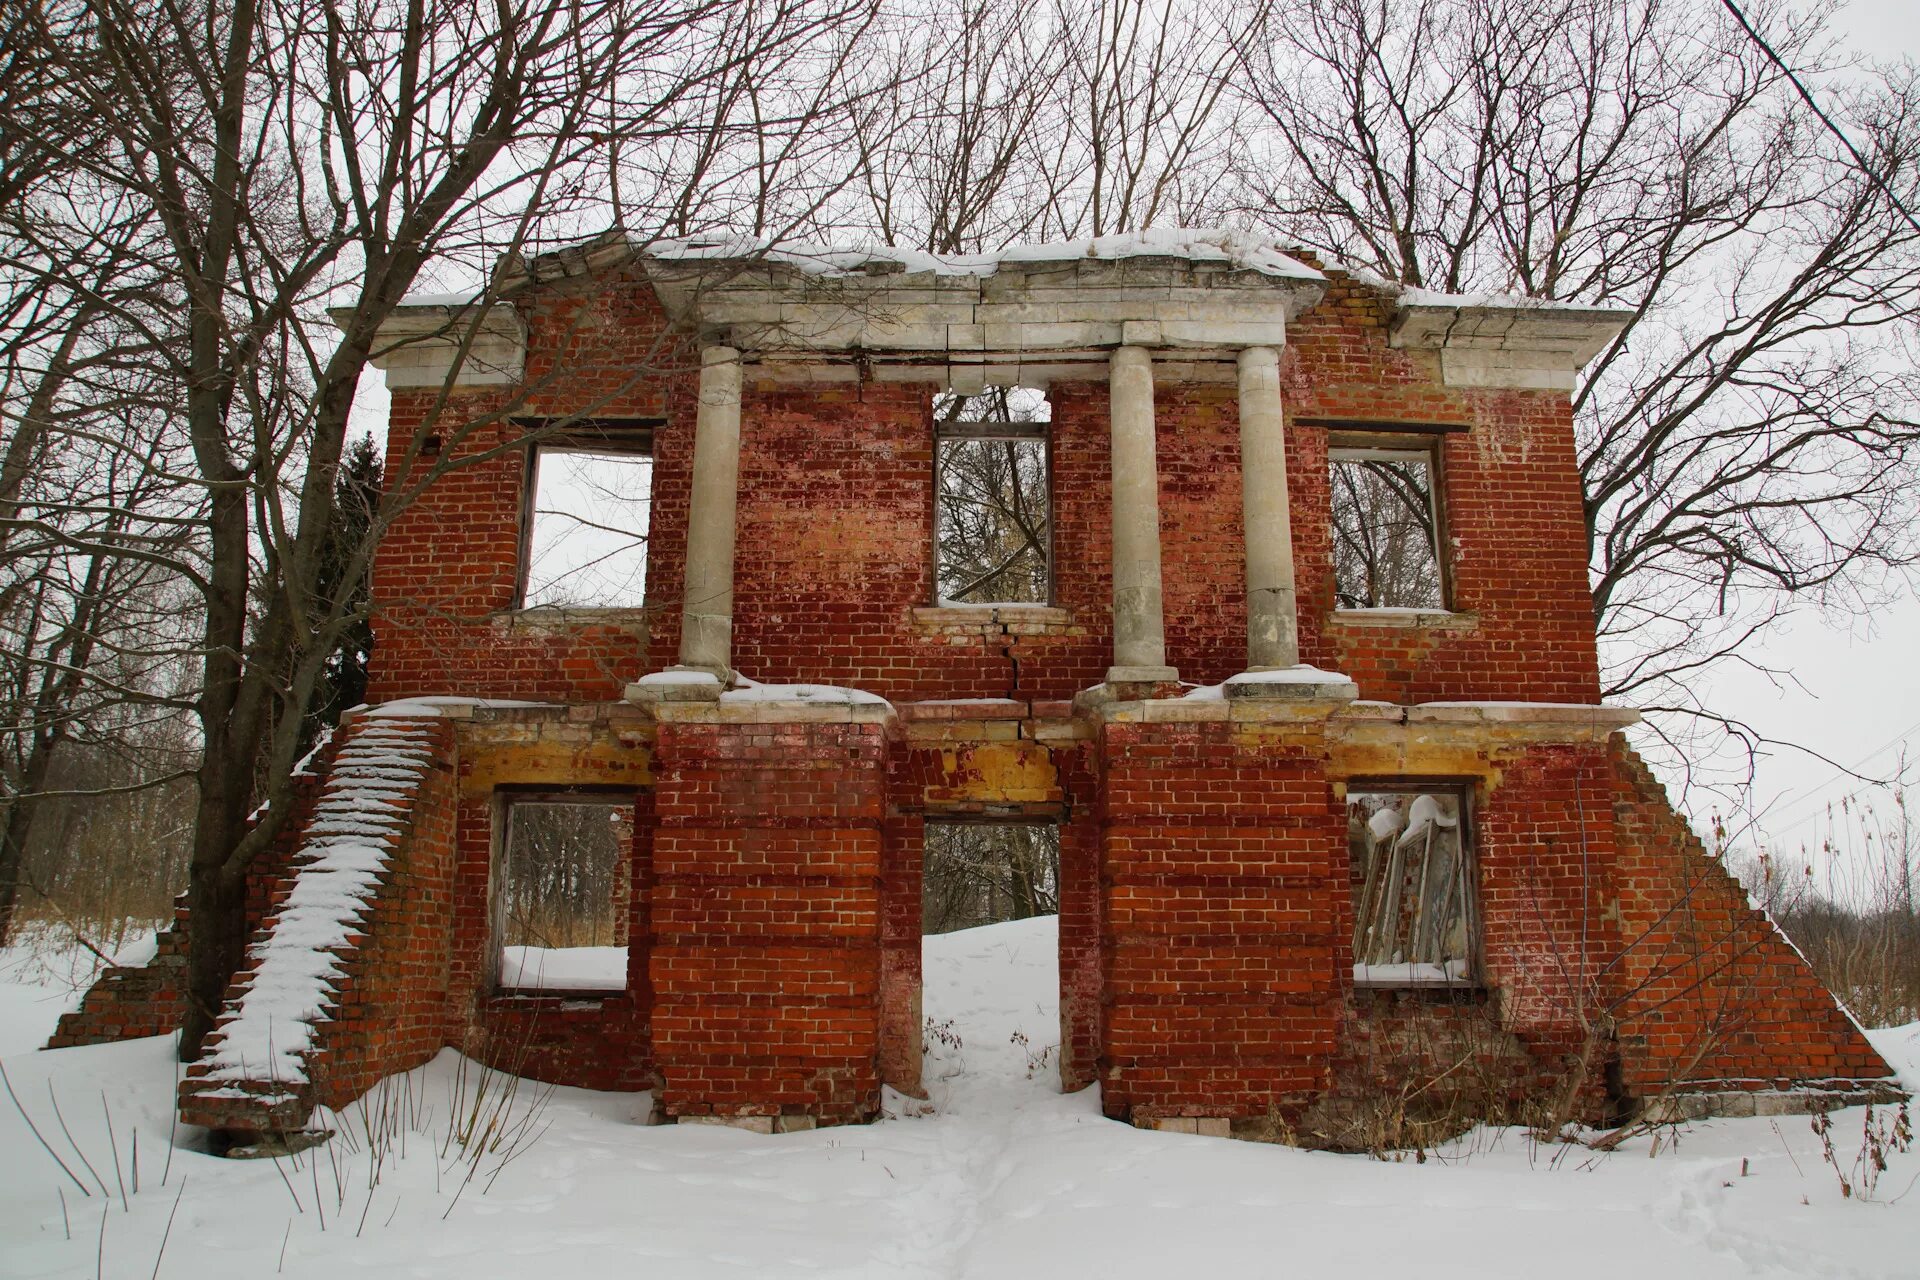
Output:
[
  {"xmin": 496, "ymin": 793, "xmax": 633, "ymax": 993},
  {"xmin": 1348, "ymin": 786, "xmax": 1478, "ymax": 987}
]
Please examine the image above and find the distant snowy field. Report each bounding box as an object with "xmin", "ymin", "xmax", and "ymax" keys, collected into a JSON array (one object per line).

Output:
[{"xmin": 3, "ymin": 921, "xmax": 1918, "ymax": 1279}]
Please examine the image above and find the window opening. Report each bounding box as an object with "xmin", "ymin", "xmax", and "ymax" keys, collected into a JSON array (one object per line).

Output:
[
  {"xmin": 922, "ymin": 821, "xmax": 1060, "ymax": 935},
  {"xmin": 1329, "ymin": 437, "xmax": 1445, "ymax": 610},
  {"xmin": 1348, "ymin": 787, "xmax": 1476, "ymax": 985},
  {"xmin": 496, "ymin": 793, "xmax": 632, "ymax": 992},
  {"xmin": 934, "ymin": 388, "xmax": 1051, "ymax": 606},
  {"xmin": 520, "ymin": 422, "xmax": 654, "ymax": 608}
]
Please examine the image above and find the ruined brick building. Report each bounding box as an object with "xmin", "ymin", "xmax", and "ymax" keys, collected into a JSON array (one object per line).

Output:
[{"xmin": 56, "ymin": 229, "xmax": 1900, "ymax": 1146}]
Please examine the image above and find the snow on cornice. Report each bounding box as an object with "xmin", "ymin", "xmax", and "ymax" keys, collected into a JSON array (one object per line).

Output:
[
  {"xmin": 642, "ymin": 228, "xmax": 1324, "ymax": 282},
  {"xmin": 489, "ymin": 225, "xmax": 1324, "ymax": 292}
]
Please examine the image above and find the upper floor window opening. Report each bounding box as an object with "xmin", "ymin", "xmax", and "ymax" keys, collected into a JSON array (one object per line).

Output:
[
  {"xmin": 1329, "ymin": 432, "xmax": 1447, "ymax": 611},
  {"xmin": 934, "ymin": 386, "xmax": 1052, "ymax": 606},
  {"xmin": 518, "ymin": 420, "xmax": 656, "ymax": 609}
]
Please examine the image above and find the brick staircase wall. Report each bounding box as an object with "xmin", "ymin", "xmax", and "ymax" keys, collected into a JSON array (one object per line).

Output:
[{"xmin": 177, "ymin": 715, "xmax": 459, "ymax": 1137}]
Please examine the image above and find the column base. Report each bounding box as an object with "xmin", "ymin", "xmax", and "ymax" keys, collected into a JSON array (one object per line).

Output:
[
  {"xmin": 1222, "ymin": 665, "xmax": 1358, "ymax": 702},
  {"xmin": 1104, "ymin": 664, "xmax": 1180, "ymax": 685},
  {"xmin": 625, "ymin": 666, "xmax": 727, "ymax": 704}
]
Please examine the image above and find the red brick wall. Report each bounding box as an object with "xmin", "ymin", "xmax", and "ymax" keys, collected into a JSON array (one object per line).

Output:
[
  {"xmin": 1098, "ymin": 719, "xmax": 1347, "ymax": 1123},
  {"xmin": 1608, "ymin": 741, "xmax": 1892, "ymax": 1092},
  {"xmin": 366, "ymin": 269, "xmax": 1603, "ymax": 710},
  {"xmin": 1473, "ymin": 743, "xmax": 1623, "ymax": 1034},
  {"xmin": 648, "ymin": 717, "xmax": 888, "ymax": 1125},
  {"xmin": 366, "ymin": 270, "xmax": 694, "ymax": 705},
  {"xmin": 450, "ymin": 783, "xmax": 654, "ymax": 1093},
  {"xmin": 1156, "ymin": 383, "xmax": 1252, "ymax": 684},
  {"xmin": 1286, "ymin": 275, "xmax": 1604, "ymax": 705},
  {"xmin": 721, "ymin": 382, "xmax": 1112, "ymax": 699}
]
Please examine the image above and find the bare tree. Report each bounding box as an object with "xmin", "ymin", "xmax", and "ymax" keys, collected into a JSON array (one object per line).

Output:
[
  {"xmin": 923, "ymin": 823, "xmax": 1060, "ymax": 934},
  {"xmin": 841, "ymin": 0, "xmax": 1256, "ymax": 250},
  {"xmin": 4, "ymin": 0, "xmax": 881, "ymax": 1055},
  {"xmin": 1232, "ymin": 0, "xmax": 1920, "ymax": 776}
]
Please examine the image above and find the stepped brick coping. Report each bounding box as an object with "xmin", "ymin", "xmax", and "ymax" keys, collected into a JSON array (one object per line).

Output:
[{"xmin": 192, "ymin": 718, "xmax": 441, "ymax": 1091}]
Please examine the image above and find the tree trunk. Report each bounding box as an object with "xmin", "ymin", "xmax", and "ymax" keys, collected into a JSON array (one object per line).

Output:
[
  {"xmin": 180, "ymin": 775, "xmax": 253, "ymax": 1057},
  {"xmin": 0, "ymin": 794, "xmax": 41, "ymax": 949},
  {"xmin": 0, "ymin": 732, "xmax": 60, "ymax": 949}
]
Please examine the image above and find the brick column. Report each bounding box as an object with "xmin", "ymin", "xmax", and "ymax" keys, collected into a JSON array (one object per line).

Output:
[
  {"xmin": 1106, "ymin": 345, "xmax": 1178, "ymax": 685},
  {"xmin": 648, "ymin": 707, "xmax": 889, "ymax": 1129},
  {"xmin": 1238, "ymin": 345, "xmax": 1299, "ymax": 670},
  {"xmin": 678, "ymin": 346, "xmax": 744, "ymax": 680},
  {"xmin": 1056, "ymin": 742, "xmax": 1103, "ymax": 1091},
  {"xmin": 1097, "ymin": 709, "xmax": 1345, "ymax": 1130}
]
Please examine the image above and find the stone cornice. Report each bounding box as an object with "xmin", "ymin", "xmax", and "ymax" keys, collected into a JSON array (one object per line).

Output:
[
  {"xmin": 1388, "ymin": 298, "xmax": 1634, "ymax": 392},
  {"xmin": 329, "ymin": 302, "xmax": 526, "ymax": 390}
]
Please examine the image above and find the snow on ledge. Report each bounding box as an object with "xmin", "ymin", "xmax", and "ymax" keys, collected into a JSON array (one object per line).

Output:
[
  {"xmin": 365, "ymin": 695, "xmax": 560, "ymax": 717},
  {"xmin": 200, "ymin": 718, "xmax": 442, "ymax": 1087},
  {"xmin": 722, "ymin": 676, "xmax": 890, "ymax": 707},
  {"xmin": 638, "ymin": 227, "xmax": 1325, "ymax": 283},
  {"xmin": 1224, "ymin": 664, "xmax": 1355, "ymax": 687},
  {"xmin": 1353, "ymin": 960, "xmax": 1471, "ymax": 987},
  {"xmin": 499, "ymin": 945, "xmax": 628, "ymax": 993},
  {"xmin": 632, "ymin": 669, "xmax": 723, "ymax": 689},
  {"xmin": 1182, "ymin": 665, "xmax": 1360, "ymax": 700}
]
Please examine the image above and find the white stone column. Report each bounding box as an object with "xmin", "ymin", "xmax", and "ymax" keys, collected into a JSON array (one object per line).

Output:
[
  {"xmin": 678, "ymin": 345, "xmax": 744, "ymax": 678},
  {"xmin": 1238, "ymin": 346, "xmax": 1299, "ymax": 670},
  {"xmin": 1106, "ymin": 346, "xmax": 1178, "ymax": 685}
]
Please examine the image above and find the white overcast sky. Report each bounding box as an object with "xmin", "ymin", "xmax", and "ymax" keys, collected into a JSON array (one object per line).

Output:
[
  {"xmin": 347, "ymin": 1, "xmax": 1918, "ymax": 855},
  {"xmin": 1686, "ymin": 0, "xmax": 1919, "ymax": 859}
]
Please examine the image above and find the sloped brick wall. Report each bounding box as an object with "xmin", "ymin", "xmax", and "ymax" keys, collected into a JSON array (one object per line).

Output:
[
  {"xmin": 648, "ymin": 715, "xmax": 888, "ymax": 1126},
  {"xmin": 177, "ymin": 716, "xmax": 459, "ymax": 1136},
  {"xmin": 1608, "ymin": 740, "xmax": 1895, "ymax": 1095}
]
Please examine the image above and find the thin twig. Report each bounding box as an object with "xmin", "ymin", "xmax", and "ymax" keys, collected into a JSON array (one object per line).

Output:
[
  {"xmin": 48, "ymin": 1081, "xmax": 110, "ymax": 1197},
  {"xmin": 0, "ymin": 1059, "xmax": 92, "ymax": 1195},
  {"xmin": 150, "ymin": 1175, "xmax": 186, "ymax": 1280},
  {"xmin": 102, "ymin": 1093, "xmax": 127, "ymax": 1210}
]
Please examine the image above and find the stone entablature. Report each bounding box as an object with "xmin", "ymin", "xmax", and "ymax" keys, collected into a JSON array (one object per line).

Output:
[{"xmin": 355, "ymin": 229, "xmax": 1632, "ymax": 393}]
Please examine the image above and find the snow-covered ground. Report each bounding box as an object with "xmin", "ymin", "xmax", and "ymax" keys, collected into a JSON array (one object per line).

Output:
[{"xmin": 3, "ymin": 920, "xmax": 1918, "ymax": 1278}]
